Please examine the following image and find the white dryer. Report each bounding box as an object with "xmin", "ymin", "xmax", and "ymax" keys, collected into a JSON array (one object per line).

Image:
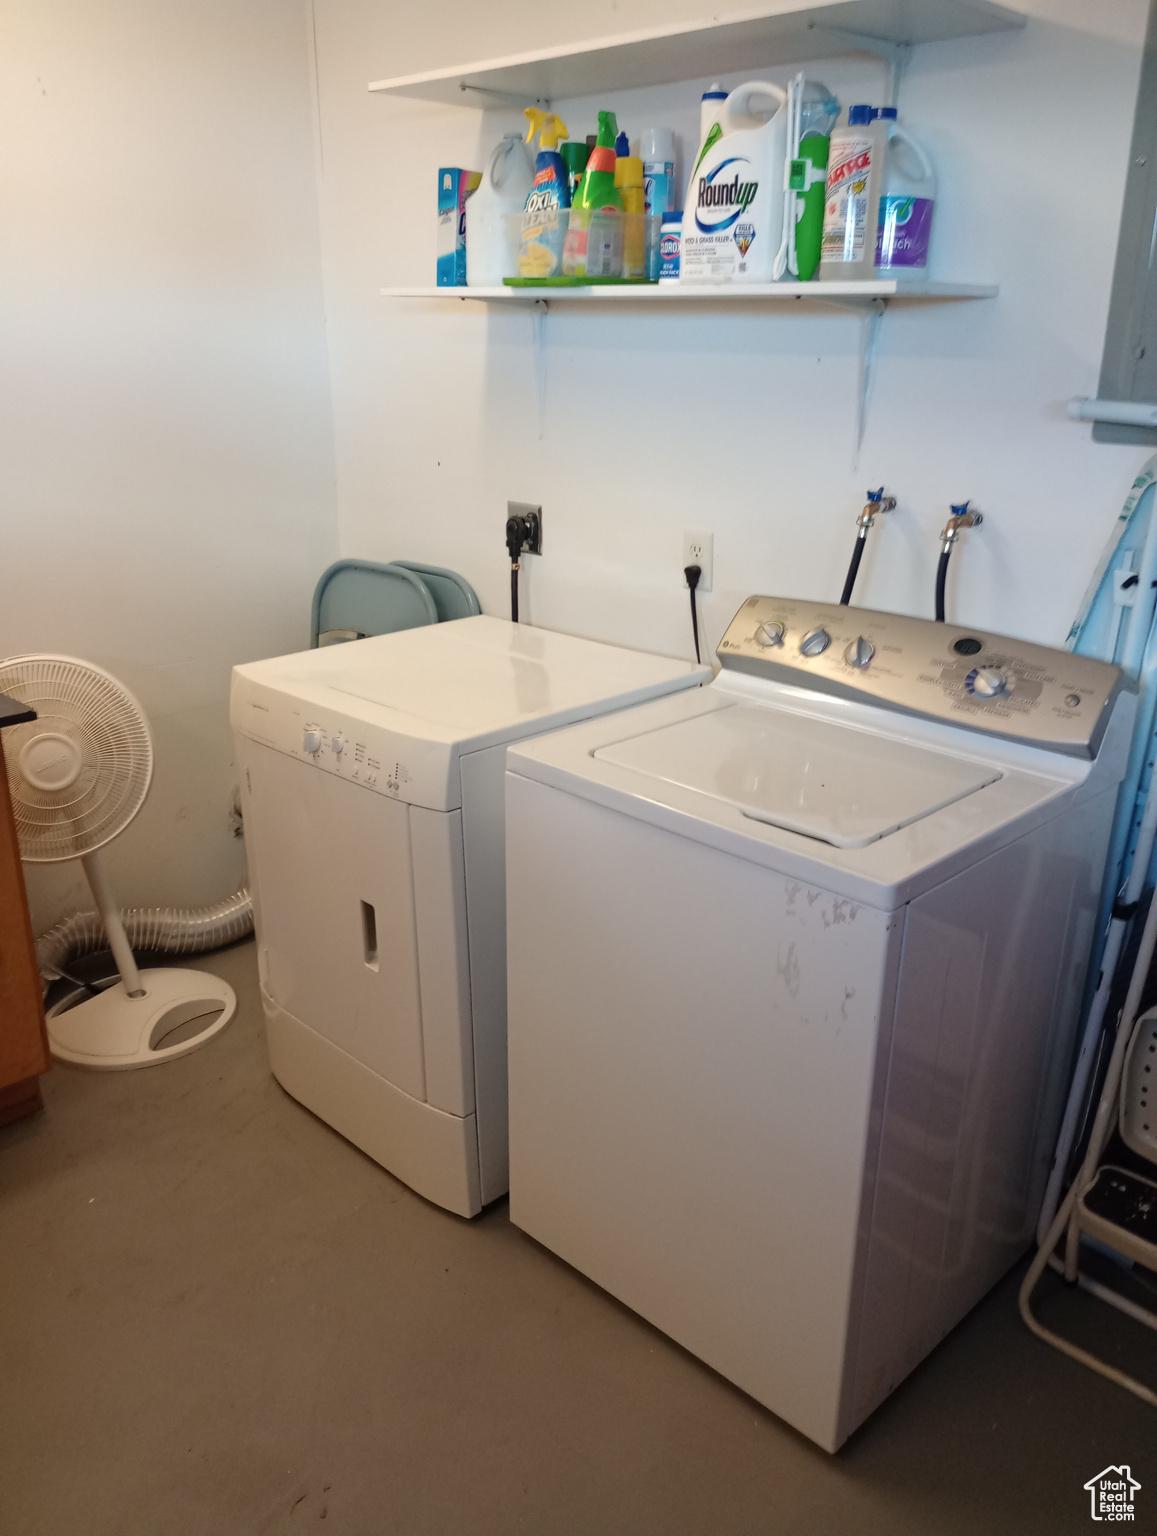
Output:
[
  {"xmin": 231, "ymin": 616, "xmax": 707, "ymax": 1218},
  {"xmin": 505, "ymin": 596, "xmax": 1132, "ymax": 1450}
]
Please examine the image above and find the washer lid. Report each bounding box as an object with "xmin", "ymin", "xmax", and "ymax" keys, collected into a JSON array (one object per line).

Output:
[{"xmin": 594, "ymin": 705, "xmax": 1000, "ymax": 849}]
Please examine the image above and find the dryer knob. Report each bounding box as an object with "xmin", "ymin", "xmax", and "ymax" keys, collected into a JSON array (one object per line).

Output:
[
  {"xmin": 302, "ymin": 729, "xmax": 322, "ymax": 754},
  {"xmin": 330, "ymin": 736, "xmax": 345, "ymax": 755},
  {"xmin": 969, "ymin": 667, "xmax": 1010, "ymax": 699},
  {"xmin": 844, "ymin": 636, "xmax": 875, "ymax": 669},
  {"xmin": 799, "ymin": 628, "xmax": 831, "ymax": 657},
  {"xmin": 754, "ymin": 621, "xmax": 785, "ymax": 648}
]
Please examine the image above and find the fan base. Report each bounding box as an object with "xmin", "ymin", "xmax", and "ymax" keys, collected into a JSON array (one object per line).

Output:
[{"xmin": 47, "ymin": 968, "xmax": 236, "ymax": 1070}]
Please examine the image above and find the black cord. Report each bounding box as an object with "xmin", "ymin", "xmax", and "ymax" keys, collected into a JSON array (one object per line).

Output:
[
  {"xmin": 685, "ymin": 564, "xmax": 702, "ymax": 664},
  {"xmin": 839, "ymin": 535, "xmax": 866, "ymax": 607},
  {"xmin": 506, "ymin": 515, "xmax": 526, "ymax": 624},
  {"xmin": 934, "ymin": 549, "xmax": 951, "ymax": 622}
]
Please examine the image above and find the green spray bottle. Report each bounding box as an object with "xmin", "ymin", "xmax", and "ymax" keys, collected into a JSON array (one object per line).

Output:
[{"xmin": 562, "ymin": 110, "xmax": 624, "ymax": 277}]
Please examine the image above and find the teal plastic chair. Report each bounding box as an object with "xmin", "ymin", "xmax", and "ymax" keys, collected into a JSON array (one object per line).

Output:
[{"xmin": 310, "ymin": 559, "xmax": 481, "ymax": 647}]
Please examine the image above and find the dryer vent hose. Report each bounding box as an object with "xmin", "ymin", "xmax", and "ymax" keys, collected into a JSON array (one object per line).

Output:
[{"xmin": 36, "ymin": 889, "xmax": 254, "ymax": 987}]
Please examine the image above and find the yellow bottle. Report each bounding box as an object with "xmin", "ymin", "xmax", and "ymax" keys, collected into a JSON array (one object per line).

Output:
[{"xmin": 614, "ymin": 155, "xmax": 646, "ymax": 279}]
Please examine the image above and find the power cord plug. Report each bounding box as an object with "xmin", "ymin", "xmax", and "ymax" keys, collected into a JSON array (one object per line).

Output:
[
  {"xmin": 684, "ymin": 563, "xmax": 702, "ymax": 664},
  {"xmin": 507, "ymin": 515, "xmax": 531, "ymax": 623}
]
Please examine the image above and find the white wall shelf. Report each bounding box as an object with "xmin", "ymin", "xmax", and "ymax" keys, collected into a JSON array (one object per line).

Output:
[
  {"xmin": 380, "ymin": 281, "xmax": 997, "ymax": 460},
  {"xmin": 368, "ymin": 0, "xmax": 1026, "ymax": 108},
  {"xmin": 380, "ymin": 280, "xmax": 997, "ymax": 312}
]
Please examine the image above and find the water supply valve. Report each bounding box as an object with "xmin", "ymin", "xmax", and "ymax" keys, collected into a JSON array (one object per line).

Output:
[
  {"xmin": 857, "ymin": 486, "xmax": 896, "ymax": 534},
  {"xmin": 940, "ymin": 501, "xmax": 983, "ymax": 553}
]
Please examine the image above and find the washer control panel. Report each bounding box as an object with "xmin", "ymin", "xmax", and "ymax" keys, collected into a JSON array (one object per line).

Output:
[{"xmin": 717, "ymin": 596, "xmax": 1126, "ymax": 757}]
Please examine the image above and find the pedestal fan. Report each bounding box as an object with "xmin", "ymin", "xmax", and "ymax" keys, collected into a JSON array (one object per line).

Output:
[{"xmin": 0, "ymin": 654, "xmax": 236, "ymax": 1068}]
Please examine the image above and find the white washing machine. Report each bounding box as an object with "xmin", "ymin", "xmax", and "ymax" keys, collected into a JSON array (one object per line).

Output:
[
  {"xmin": 231, "ymin": 616, "xmax": 708, "ymax": 1218},
  {"xmin": 505, "ymin": 596, "xmax": 1132, "ymax": 1451}
]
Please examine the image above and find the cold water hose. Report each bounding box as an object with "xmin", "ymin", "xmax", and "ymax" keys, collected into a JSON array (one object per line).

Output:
[
  {"xmin": 36, "ymin": 888, "xmax": 253, "ymax": 990},
  {"xmin": 840, "ymin": 536, "xmax": 866, "ymax": 607},
  {"xmin": 934, "ymin": 549, "xmax": 950, "ymax": 622},
  {"xmin": 841, "ymin": 489, "xmax": 893, "ymax": 607}
]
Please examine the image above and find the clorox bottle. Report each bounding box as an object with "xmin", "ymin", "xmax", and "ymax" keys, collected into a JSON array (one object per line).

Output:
[{"xmin": 680, "ymin": 81, "xmax": 788, "ymax": 285}]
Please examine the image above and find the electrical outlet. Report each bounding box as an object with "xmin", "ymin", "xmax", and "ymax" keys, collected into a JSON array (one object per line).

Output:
[
  {"xmin": 683, "ymin": 530, "xmax": 713, "ymax": 592},
  {"xmin": 507, "ymin": 501, "xmax": 542, "ymax": 555}
]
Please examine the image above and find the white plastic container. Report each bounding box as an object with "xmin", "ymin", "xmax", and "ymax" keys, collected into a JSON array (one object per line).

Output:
[
  {"xmin": 819, "ymin": 105, "xmax": 886, "ymax": 282},
  {"xmin": 466, "ymin": 134, "xmax": 535, "ymax": 287},
  {"xmin": 680, "ymin": 81, "xmax": 788, "ymax": 286},
  {"xmin": 873, "ymin": 108, "xmax": 936, "ymax": 280}
]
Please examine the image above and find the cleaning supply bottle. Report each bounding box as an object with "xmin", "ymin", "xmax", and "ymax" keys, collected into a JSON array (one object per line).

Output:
[
  {"xmin": 819, "ymin": 104, "xmax": 887, "ymax": 281},
  {"xmin": 615, "ymin": 154, "xmax": 647, "ymax": 279},
  {"xmin": 641, "ymin": 127, "xmax": 675, "ymax": 279},
  {"xmin": 466, "ymin": 133, "xmax": 535, "ymax": 287},
  {"xmin": 518, "ymin": 109, "xmax": 571, "ymax": 279},
  {"xmin": 873, "ymin": 107, "xmax": 937, "ymax": 280},
  {"xmin": 615, "ymin": 129, "xmax": 631, "ymax": 159},
  {"xmin": 789, "ymin": 83, "xmax": 839, "ymax": 281},
  {"xmin": 563, "ymin": 110, "xmax": 623, "ymax": 278},
  {"xmin": 561, "ymin": 141, "xmax": 589, "ymax": 201},
  {"xmin": 681, "ymin": 81, "xmax": 788, "ymax": 285},
  {"xmin": 658, "ymin": 211, "xmax": 682, "ymax": 284}
]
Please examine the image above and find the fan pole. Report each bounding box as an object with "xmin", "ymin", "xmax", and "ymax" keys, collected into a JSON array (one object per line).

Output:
[{"xmin": 81, "ymin": 851, "xmax": 145, "ymax": 998}]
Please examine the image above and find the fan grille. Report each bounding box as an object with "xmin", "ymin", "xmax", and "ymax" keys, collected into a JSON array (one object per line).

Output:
[{"xmin": 0, "ymin": 655, "xmax": 153, "ymax": 862}]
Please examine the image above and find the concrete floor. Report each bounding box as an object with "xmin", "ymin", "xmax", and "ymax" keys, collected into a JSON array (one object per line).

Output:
[{"xmin": 2, "ymin": 941, "xmax": 1155, "ymax": 1536}]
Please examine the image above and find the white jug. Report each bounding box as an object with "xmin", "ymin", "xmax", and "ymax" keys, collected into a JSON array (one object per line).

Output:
[
  {"xmin": 680, "ymin": 81, "xmax": 788, "ymax": 285},
  {"xmin": 466, "ymin": 135, "xmax": 535, "ymax": 288}
]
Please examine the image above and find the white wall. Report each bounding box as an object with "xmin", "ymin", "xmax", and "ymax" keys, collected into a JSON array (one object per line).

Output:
[
  {"xmin": 312, "ymin": 0, "xmax": 1151, "ymax": 665},
  {"xmin": 1, "ymin": 0, "xmax": 338, "ymax": 929}
]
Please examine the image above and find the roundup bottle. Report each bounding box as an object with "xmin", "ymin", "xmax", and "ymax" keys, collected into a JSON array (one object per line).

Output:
[
  {"xmin": 518, "ymin": 109, "xmax": 571, "ymax": 278},
  {"xmin": 819, "ymin": 104, "xmax": 886, "ymax": 281},
  {"xmin": 680, "ymin": 81, "xmax": 788, "ymax": 285},
  {"xmin": 563, "ymin": 110, "xmax": 623, "ymax": 278},
  {"xmin": 873, "ymin": 107, "xmax": 937, "ymax": 280}
]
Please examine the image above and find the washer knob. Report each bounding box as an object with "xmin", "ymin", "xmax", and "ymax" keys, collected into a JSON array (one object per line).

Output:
[
  {"xmin": 799, "ymin": 628, "xmax": 831, "ymax": 657},
  {"xmin": 969, "ymin": 667, "xmax": 1010, "ymax": 698},
  {"xmin": 754, "ymin": 621, "xmax": 785, "ymax": 648},
  {"xmin": 302, "ymin": 729, "xmax": 322, "ymax": 754},
  {"xmin": 844, "ymin": 636, "xmax": 875, "ymax": 670},
  {"xmin": 330, "ymin": 735, "xmax": 345, "ymax": 755}
]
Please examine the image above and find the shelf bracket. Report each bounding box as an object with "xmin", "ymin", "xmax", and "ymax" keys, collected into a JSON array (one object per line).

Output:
[
  {"xmin": 853, "ymin": 297, "xmax": 886, "ymax": 469},
  {"xmin": 805, "ymin": 23, "xmax": 912, "ymax": 106},
  {"xmin": 458, "ymin": 82, "xmax": 550, "ymax": 110},
  {"xmin": 532, "ymin": 299, "xmax": 549, "ymax": 440}
]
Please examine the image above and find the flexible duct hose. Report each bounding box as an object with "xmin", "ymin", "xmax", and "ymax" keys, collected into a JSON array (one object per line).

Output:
[{"xmin": 36, "ymin": 888, "xmax": 253, "ymax": 985}]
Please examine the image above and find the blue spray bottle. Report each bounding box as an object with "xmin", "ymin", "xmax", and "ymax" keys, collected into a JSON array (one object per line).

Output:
[{"xmin": 517, "ymin": 109, "xmax": 571, "ymax": 279}]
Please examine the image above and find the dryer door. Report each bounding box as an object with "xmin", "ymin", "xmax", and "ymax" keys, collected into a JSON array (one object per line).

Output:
[{"xmin": 243, "ymin": 743, "xmax": 427, "ymax": 1102}]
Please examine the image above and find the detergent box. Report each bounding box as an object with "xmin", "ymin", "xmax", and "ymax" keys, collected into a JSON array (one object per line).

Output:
[{"xmin": 437, "ymin": 167, "xmax": 481, "ymax": 286}]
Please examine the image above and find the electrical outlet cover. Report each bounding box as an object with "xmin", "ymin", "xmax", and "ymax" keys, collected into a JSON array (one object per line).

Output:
[
  {"xmin": 508, "ymin": 502, "xmax": 542, "ymax": 555},
  {"xmin": 683, "ymin": 530, "xmax": 713, "ymax": 592}
]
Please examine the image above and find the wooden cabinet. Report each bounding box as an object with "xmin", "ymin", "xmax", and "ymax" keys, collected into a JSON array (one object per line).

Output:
[{"xmin": 0, "ymin": 699, "xmax": 50, "ymax": 1124}]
